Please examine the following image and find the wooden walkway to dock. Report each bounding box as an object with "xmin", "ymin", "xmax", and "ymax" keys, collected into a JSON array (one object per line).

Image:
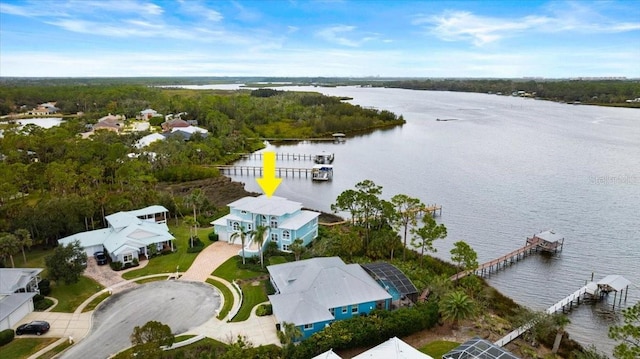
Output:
[
  {"xmin": 233, "ymin": 152, "xmax": 317, "ymax": 161},
  {"xmin": 216, "ymin": 165, "xmax": 313, "ymax": 178},
  {"xmin": 450, "ymin": 237, "xmax": 545, "ymax": 281},
  {"xmin": 494, "ymin": 284, "xmax": 591, "ymax": 347}
]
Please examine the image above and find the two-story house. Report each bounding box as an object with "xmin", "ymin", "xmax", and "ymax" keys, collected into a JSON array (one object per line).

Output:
[{"xmin": 211, "ymin": 195, "xmax": 320, "ymax": 257}]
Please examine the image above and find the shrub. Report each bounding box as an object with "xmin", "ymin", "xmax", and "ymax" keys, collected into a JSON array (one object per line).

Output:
[
  {"xmin": 34, "ymin": 294, "xmax": 54, "ymax": 311},
  {"xmin": 0, "ymin": 329, "xmax": 15, "ymax": 346},
  {"xmin": 208, "ymin": 231, "xmax": 219, "ymax": 242},
  {"xmin": 256, "ymin": 304, "xmax": 273, "ymax": 316},
  {"xmin": 187, "ymin": 246, "xmax": 204, "ymax": 253},
  {"xmin": 190, "ymin": 237, "xmax": 204, "ymax": 248},
  {"xmin": 147, "ymin": 244, "xmax": 158, "ymax": 258},
  {"xmin": 38, "ymin": 279, "xmax": 51, "ymax": 296},
  {"xmin": 132, "ymin": 258, "xmax": 139, "ymax": 266},
  {"xmin": 110, "ymin": 261, "xmax": 123, "ymax": 271}
]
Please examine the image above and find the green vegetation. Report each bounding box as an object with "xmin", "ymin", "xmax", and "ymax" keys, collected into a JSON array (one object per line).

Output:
[
  {"xmin": 133, "ymin": 276, "xmax": 169, "ymax": 284},
  {"xmin": 609, "ymin": 301, "xmax": 640, "ymax": 359},
  {"xmin": 231, "ymin": 280, "xmax": 270, "ymax": 322},
  {"xmin": 49, "ymin": 276, "xmax": 103, "ymax": 313},
  {"xmin": 420, "ymin": 341, "xmax": 460, "ymax": 357},
  {"xmin": 36, "ymin": 340, "xmax": 73, "ymax": 359},
  {"xmin": 0, "ymin": 328, "xmax": 14, "ymax": 346},
  {"xmin": 206, "ymin": 278, "xmax": 234, "ymax": 320},
  {"xmin": 0, "ymin": 338, "xmax": 58, "ymax": 359},
  {"xmin": 212, "ymin": 256, "xmax": 265, "ymax": 281},
  {"xmin": 82, "ymin": 291, "xmax": 111, "ymax": 312},
  {"xmin": 44, "ymin": 241, "xmax": 87, "ymax": 285},
  {"xmin": 174, "ymin": 335, "xmax": 196, "ymax": 343}
]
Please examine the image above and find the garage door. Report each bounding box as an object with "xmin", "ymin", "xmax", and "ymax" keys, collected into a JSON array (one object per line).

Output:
[
  {"xmin": 8, "ymin": 299, "xmax": 33, "ymax": 329},
  {"xmin": 84, "ymin": 245, "xmax": 104, "ymax": 257}
]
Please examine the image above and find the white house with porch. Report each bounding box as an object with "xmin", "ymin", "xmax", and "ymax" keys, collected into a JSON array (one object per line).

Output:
[
  {"xmin": 58, "ymin": 205, "xmax": 174, "ymax": 266},
  {"xmin": 0, "ymin": 268, "xmax": 42, "ymax": 331},
  {"xmin": 211, "ymin": 195, "xmax": 320, "ymax": 258}
]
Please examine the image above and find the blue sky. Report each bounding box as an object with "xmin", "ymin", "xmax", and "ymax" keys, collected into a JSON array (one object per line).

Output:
[{"xmin": 1, "ymin": 0, "xmax": 639, "ymax": 78}]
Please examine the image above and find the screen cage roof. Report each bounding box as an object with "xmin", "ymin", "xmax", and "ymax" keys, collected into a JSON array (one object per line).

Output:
[
  {"xmin": 443, "ymin": 338, "xmax": 520, "ymax": 359},
  {"xmin": 361, "ymin": 262, "xmax": 418, "ymax": 297}
]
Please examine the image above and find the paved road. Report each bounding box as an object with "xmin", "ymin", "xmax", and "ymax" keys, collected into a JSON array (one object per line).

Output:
[{"xmin": 60, "ymin": 280, "xmax": 221, "ymax": 359}]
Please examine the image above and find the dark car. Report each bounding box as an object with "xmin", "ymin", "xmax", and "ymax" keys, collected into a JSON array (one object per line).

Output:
[
  {"xmin": 94, "ymin": 251, "xmax": 108, "ymax": 265},
  {"xmin": 16, "ymin": 321, "xmax": 50, "ymax": 335}
]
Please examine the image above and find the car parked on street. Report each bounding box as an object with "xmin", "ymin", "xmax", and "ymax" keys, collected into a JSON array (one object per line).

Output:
[
  {"xmin": 94, "ymin": 251, "xmax": 108, "ymax": 265},
  {"xmin": 16, "ymin": 321, "xmax": 50, "ymax": 335}
]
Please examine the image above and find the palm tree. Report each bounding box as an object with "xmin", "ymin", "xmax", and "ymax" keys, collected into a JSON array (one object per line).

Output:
[
  {"xmin": 252, "ymin": 225, "xmax": 268, "ymax": 268},
  {"xmin": 290, "ymin": 238, "xmax": 306, "ymax": 261},
  {"xmin": 230, "ymin": 225, "xmax": 250, "ymax": 265},
  {"xmin": 14, "ymin": 228, "xmax": 33, "ymax": 264},
  {"xmin": 552, "ymin": 314, "xmax": 571, "ymax": 354},
  {"xmin": 440, "ymin": 291, "xmax": 475, "ymax": 329},
  {"xmin": 184, "ymin": 216, "xmax": 198, "ymax": 248}
]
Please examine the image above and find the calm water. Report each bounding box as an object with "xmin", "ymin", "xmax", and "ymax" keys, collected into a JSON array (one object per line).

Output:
[{"xmin": 194, "ymin": 85, "xmax": 640, "ymax": 353}]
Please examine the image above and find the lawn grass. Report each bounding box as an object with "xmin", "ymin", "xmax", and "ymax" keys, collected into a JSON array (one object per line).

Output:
[
  {"xmin": 268, "ymin": 256, "xmax": 288, "ymax": 265},
  {"xmin": 0, "ymin": 338, "xmax": 58, "ymax": 359},
  {"xmin": 50, "ymin": 276, "xmax": 104, "ymax": 313},
  {"xmin": 206, "ymin": 278, "xmax": 233, "ymax": 320},
  {"xmin": 36, "ymin": 340, "xmax": 72, "ymax": 359},
  {"xmin": 231, "ymin": 279, "xmax": 269, "ymax": 322},
  {"xmin": 420, "ymin": 340, "xmax": 460, "ymax": 357},
  {"xmin": 12, "ymin": 246, "xmax": 55, "ymax": 276},
  {"xmin": 122, "ymin": 224, "xmax": 211, "ymax": 280},
  {"xmin": 112, "ymin": 337, "xmax": 227, "ymax": 359},
  {"xmin": 82, "ymin": 291, "xmax": 111, "ymax": 312},
  {"xmin": 174, "ymin": 335, "xmax": 197, "ymax": 343},
  {"xmin": 211, "ymin": 257, "xmax": 265, "ymax": 282}
]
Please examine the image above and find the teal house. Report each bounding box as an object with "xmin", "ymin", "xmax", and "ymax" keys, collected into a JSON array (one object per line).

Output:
[
  {"xmin": 211, "ymin": 195, "xmax": 320, "ymax": 257},
  {"xmin": 267, "ymin": 257, "xmax": 392, "ymax": 340}
]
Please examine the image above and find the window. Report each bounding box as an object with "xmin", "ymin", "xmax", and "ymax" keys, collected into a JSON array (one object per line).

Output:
[
  {"xmin": 282, "ymin": 230, "xmax": 290, "ymax": 240},
  {"xmin": 282, "ymin": 244, "xmax": 290, "ymax": 251},
  {"xmin": 341, "ymin": 306, "xmax": 348, "ymax": 314},
  {"xmin": 303, "ymin": 323, "xmax": 313, "ymax": 331},
  {"xmin": 123, "ymin": 253, "xmax": 133, "ymax": 263},
  {"xmin": 232, "ymin": 222, "xmax": 240, "ymax": 231},
  {"xmin": 247, "ymin": 223, "xmax": 253, "ymax": 231},
  {"xmin": 260, "ymin": 215, "xmax": 267, "ymax": 226},
  {"xmin": 352, "ymin": 306, "xmax": 358, "ymax": 314},
  {"xmin": 241, "ymin": 210, "xmax": 247, "ymax": 214},
  {"xmin": 270, "ymin": 216, "xmax": 278, "ymax": 228},
  {"xmin": 271, "ymin": 233, "xmax": 278, "ymax": 242},
  {"xmin": 329, "ymin": 308, "xmax": 335, "ymax": 316}
]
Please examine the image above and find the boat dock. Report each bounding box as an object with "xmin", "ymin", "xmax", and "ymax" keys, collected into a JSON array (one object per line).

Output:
[
  {"xmin": 216, "ymin": 165, "xmax": 313, "ymax": 178},
  {"xmin": 233, "ymin": 152, "xmax": 317, "ymax": 161},
  {"xmin": 494, "ymin": 274, "xmax": 632, "ymax": 347},
  {"xmin": 450, "ymin": 230, "xmax": 565, "ymax": 281}
]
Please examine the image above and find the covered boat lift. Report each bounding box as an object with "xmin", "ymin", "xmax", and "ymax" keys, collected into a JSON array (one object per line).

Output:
[{"xmin": 597, "ymin": 274, "xmax": 632, "ymax": 310}]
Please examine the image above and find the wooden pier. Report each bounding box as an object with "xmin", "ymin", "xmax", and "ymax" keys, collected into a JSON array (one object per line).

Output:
[
  {"xmin": 494, "ymin": 274, "xmax": 632, "ymax": 347},
  {"xmin": 233, "ymin": 152, "xmax": 317, "ymax": 161},
  {"xmin": 450, "ymin": 231, "xmax": 564, "ymax": 281},
  {"xmin": 216, "ymin": 165, "xmax": 313, "ymax": 178}
]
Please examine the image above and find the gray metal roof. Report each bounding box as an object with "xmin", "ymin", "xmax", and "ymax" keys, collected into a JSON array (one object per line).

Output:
[
  {"xmin": 228, "ymin": 196, "xmax": 303, "ymax": 216},
  {"xmin": 279, "ymin": 210, "xmax": 320, "ymax": 230},
  {"xmin": 534, "ymin": 230, "xmax": 563, "ymax": 243},
  {"xmin": 597, "ymin": 275, "xmax": 632, "ymax": 292},
  {"xmin": 268, "ymin": 257, "xmax": 392, "ymax": 326},
  {"xmin": 443, "ymin": 338, "xmax": 520, "ymax": 359},
  {"xmin": 361, "ymin": 262, "xmax": 418, "ymax": 297},
  {"xmin": 0, "ymin": 268, "xmax": 42, "ymax": 294},
  {"xmin": 0, "ymin": 292, "xmax": 36, "ymax": 323}
]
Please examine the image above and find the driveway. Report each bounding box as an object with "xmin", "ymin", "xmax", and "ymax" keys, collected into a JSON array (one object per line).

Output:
[
  {"xmin": 84, "ymin": 257, "xmax": 147, "ymax": 293},
  {"xmin": 60, "ymin": 280, "xmax": 221, "ymax": 359}
]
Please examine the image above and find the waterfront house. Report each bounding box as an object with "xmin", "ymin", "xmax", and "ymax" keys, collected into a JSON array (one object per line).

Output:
[
  {"xmin": 211, "ymin": 195, "xmax": 320, "ymax": 257},
  {"xmin": 267, "ymin": 257, "xmax": 392, "ymax": 340},
  {"xmin": 58, "ymin": 206, "xmax": 174, "ymax": 266},
  {"xmin": 0, "ymin": 268, "xmax": 42, "ymax": 330}
]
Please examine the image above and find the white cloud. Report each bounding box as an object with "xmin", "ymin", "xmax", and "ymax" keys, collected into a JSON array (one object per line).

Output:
[
  {"xmin": 177, "ymin": 0, "xmax": 223, "ymax": 22},
  {"xmin": 316, "ymin": 25, "xmax": 368, "ymax": 47}
]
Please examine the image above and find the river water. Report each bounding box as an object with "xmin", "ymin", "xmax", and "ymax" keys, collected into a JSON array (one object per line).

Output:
[{"xmin": 189, "ymin": 84, "xmax": 640, "ymax": 353}]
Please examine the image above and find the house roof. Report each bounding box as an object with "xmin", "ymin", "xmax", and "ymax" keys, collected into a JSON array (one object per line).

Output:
[
  {"xmin": 0, "ymin": 268, "xmax": 43, "ymax": 294},
  {"xmin": 135, "ymin": 133, "xmax": 167, "ymax": 148},
  {"xmin": 59, "ymin": 206, "xmax": 173, "ymax": 257},
  {"xmin": 443, "ymin": 337, "xmax": 520, "ymax": 359},
  {"xmin": 0, "ymin": 292, "xmax": 37, "ymax": 324},
  {"xmin": 597, "ymin": 275, "xmax": 632, "ymax": 292},
  {"xmin": 229, "ymin": 195, "xmax": 303, "ymax": 216},
  {"xmin": 279, "ymin": 210, "xmax": 320, "ymax": 230},
  {"xmin": 268, "ymin": 257, "xmax": 392, "ymax": 326},
  {"xmin": 353, "ymin": 337, "xmax": 433, "ymax": 359},
  {"xmin": 312, "ymin": 349, "xmax": 343, "ymax": 359}
]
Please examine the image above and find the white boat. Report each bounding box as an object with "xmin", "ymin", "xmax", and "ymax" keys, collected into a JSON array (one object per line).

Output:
[
  {"xmin": 314, "ymin": 151, "xmax": 334, "ymax": 164},
  {"xmin": 312, "ymin": 165, "xmax": 333, "ymax": 181}
]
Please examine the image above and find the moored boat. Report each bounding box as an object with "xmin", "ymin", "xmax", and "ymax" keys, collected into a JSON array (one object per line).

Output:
[{"xmin": 312, "ymin": 164, "xmax": 333, "ymax": 181}]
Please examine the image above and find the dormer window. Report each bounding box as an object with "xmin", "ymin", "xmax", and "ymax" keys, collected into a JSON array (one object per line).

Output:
[{"xmin": 270, "ymin": 216, "xmax": 278, "ymax": 228}]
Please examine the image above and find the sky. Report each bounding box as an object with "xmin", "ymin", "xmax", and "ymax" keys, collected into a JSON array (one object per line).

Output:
[{"xmin": 0, "ymin": 0, "xmax": 639, "ymax": 78}]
